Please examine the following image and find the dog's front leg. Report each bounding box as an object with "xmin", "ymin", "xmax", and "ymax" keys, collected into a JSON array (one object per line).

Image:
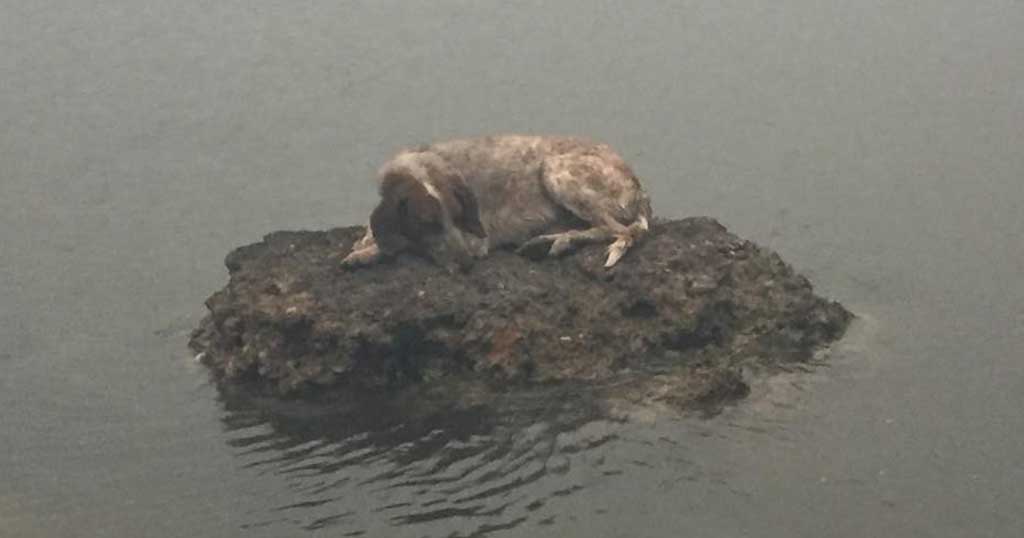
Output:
[{"xmin": 341, "ymin": 242, "xmax": 383, "ymax": 268}]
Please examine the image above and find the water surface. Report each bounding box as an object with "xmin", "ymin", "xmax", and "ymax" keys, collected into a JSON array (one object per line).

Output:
[{"xmin": 2, "ymin": 1, "xmax": 1022, "ymax": 536}]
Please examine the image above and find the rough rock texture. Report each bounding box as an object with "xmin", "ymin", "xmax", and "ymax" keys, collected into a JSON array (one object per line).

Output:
[{"xmin": 190, "ymin": 218, "xmax": 852, "ymax": 411}]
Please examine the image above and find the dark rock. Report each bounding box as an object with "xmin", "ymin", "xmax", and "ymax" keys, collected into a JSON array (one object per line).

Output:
[{"xmin": 190, "ymin": 217, "xmax": 852, "ymax": 413}]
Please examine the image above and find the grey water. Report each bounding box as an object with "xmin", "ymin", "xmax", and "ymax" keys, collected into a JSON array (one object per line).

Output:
[{"xmin": 2, "ymin": 1, "xmax": 1022, "ymax": 536}]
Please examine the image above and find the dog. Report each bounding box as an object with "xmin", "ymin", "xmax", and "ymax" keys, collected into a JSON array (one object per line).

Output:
[{"xmin": 341, "ymin": 135, "xmax": 652, "ymax": 271}]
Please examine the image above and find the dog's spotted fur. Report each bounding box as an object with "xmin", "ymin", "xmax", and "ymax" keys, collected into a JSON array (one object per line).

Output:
[{"xmin": 342, "ymin": 135, "xmax": 652, "ymax": 271}]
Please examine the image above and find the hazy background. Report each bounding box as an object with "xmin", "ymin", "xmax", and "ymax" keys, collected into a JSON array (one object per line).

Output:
[{"xmin": 2, "ymin": 1, "xmax": 1022, "ymax": 536}]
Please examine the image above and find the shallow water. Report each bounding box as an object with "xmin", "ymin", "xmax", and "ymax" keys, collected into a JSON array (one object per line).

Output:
[{"xmin": 2, "ymin": 1, "xmax": 1023, "ymax": 536}]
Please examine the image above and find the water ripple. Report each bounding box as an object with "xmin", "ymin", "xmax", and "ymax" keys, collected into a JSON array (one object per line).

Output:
[{"xmin": 217, "ymin": 383, "xmax": 630, "ymax": 536}]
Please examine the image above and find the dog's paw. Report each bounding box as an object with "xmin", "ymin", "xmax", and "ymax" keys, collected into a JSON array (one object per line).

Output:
[
  {"xmin": 603, "ymin": 237, "xmax": 632, "ymax": 268},
  {"xmin": 340, "ymin": 247, "xmax": 378, "ymax": 269}
]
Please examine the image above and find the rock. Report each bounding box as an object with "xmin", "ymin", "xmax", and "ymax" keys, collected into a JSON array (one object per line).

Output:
[{"xmin": 189, "ymin": 217, "xmax": 852, "ymax": 413}]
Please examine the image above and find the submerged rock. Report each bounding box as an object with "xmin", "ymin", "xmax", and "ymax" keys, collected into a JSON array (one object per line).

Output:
[{"xmin": 190, "ymin": 217, "xmax": 852, "ymax": 413}]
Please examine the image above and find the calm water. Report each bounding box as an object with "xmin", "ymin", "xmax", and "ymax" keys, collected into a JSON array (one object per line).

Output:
[{"xmin": 3, "ymin": 1, "xmax": 1023, "ymax": 536}]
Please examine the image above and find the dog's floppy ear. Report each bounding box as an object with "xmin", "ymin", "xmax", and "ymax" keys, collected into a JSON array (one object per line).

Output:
[
  {"xmin": 371, "ymin": 171, "xmax": 442, "ymax": 252},
  {"xmin": 399, "ymin": 181, "xmax": 443, "ymax": 240},
  {"xmin": 440, "ymin": 175, "xmax": 487, "ymax": 238}
]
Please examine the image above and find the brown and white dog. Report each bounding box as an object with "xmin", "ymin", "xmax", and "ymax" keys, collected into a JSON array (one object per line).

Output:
[{"xmin": 341, "ymin": 135, "xmax": 652, "ymax": 271}]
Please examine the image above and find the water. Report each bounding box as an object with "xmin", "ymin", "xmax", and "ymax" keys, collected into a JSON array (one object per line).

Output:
[{"xmin": 2, "ymin": 1, "xmax": 1022, "ymax": 536}]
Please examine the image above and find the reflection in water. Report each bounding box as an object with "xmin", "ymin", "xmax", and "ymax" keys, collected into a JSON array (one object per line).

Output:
[
  {"xmin": 206, "ymin": 313, "xmax": 873, "ymax": 536},
  {"xmin": 217, "ymin": 383, "xmax": 626, "ymax": 536}
]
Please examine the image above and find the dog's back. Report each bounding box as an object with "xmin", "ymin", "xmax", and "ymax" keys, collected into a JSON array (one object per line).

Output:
[{"xmin": 424, "ymin": 135, "xmax": 627, "ymax": 246}]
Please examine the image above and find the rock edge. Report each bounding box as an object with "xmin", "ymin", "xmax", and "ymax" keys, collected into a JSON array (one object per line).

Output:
[{"xmin": 190, "ymin": 217, "xmax": 852, "ymax": 412}]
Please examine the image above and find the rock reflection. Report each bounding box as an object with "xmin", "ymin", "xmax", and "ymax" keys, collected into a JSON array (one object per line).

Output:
[{"xmin": 218, "ymin": 382, "xmax": 624, "ymax": 536}]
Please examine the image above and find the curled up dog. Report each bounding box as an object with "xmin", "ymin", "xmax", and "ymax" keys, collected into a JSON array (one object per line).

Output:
[{"xmin": 341, "ymin": 135, "xmax": 653, "ymax": 271}]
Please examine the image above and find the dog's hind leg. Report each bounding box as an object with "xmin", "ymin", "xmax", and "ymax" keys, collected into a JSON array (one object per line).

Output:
[
  {"xmin": 535, "ymin": 153, "xmax": 650, "ymax": 266},
  {"xmin": 517, "ymin": 226, "xmax": 615, "ymax": 258},
  {"xmin": 602, "ymin": 212, "xmax": 651, "ymax": 267}
]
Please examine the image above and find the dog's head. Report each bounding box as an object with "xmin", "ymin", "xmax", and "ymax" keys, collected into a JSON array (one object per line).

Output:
[{"xmin": 370, "ymin": 167, "xmax": 486, "ymax": 270}]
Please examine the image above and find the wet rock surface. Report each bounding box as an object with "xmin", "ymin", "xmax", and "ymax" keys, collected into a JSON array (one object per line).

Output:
[{"xmin": 190, "ymin": 217, "xmax": 852, "ymax": 414}]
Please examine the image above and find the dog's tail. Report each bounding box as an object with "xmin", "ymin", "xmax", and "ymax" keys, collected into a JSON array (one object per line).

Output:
[{"xmin": 605, "ymin": 190, "xmax": 653, "ymax": 268}]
